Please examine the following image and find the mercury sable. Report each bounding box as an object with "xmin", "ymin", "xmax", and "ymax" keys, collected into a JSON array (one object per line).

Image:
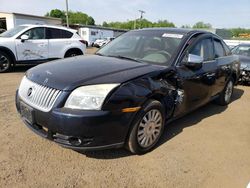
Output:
[{"xmin": 16, "ymin": 28, "xmax": 240, "ymax": 154}]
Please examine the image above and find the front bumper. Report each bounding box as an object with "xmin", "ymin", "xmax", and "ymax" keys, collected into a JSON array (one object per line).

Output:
[{"xmin": 16, "ymin": 91, "xmax": 135, "ymax": 150}]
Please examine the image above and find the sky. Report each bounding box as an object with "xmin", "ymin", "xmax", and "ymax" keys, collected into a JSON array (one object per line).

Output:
[{"xmin": 0, "ymin": 0, "xmax": 250, "ymax": 28}]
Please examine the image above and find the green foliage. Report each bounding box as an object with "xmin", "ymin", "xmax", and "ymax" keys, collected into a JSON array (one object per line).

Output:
[
  {"xmin": 45, "ymin": 9, "xmax": 95, "ymax": 25},
  {"xmin": 193, "ymin": 21, "xmax": 212, "ymax": 29},
  {"xmin": 102, "ymin": 19, "xmax": 175, "ymax": 29},
  {"xmin": 45, "ymin": 9, "xmax": 66, "ymax": 23},
  {"xmin": 181, "ymin": 25, "xmax": 191, "ymax": 28},
  {"xmin": 153, "ymin": 20, "xmax": 175, "ymax": 28},
  {"xmin": 230, "ymin": 28, "xmax": 250, "ymax": 38}
]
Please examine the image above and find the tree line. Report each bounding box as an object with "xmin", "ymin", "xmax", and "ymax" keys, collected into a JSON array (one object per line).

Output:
[
  {"xmin": 46, "ymin": 9, "xmax": 250, "ymax": 38},
  {"xmin": 45, "ymin": 9, "xmax": 95, "ymax": 25}
]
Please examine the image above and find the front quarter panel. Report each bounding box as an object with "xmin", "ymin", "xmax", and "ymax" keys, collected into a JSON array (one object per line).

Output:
[
  {"xmin": 102, "ymin": 70, "xmax": 178, "ymax": 120},
  {"xmin": 0, "ymin": 38, "xmax": 17, "ymax": 59}
]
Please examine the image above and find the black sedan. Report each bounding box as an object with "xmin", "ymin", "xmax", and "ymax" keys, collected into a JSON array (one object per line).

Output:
[
  {"xmin": 231, "ymin": 44, "xmax": 250, "ymax": 84},
  {"xmin": 16, "ymin": 28, "xmax": 240, "ymax": 154}
]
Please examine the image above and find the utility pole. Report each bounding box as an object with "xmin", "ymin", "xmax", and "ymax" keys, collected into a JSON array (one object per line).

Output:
[
  {"xmin": 138, "ymin": 10, "xmax": 145, "ymax": 29},
  {"xmin": 134, "ymin": 16, "xmax": 137, "ymax": 29},
  {"xmin": 65, "ymin": 0, "xmax": 69, "ymax": 27}
]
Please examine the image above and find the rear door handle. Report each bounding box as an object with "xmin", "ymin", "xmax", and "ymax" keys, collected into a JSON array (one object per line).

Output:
[{"xmin": 38, "ymin": 44, "xmax": 47, "ymax": 47}]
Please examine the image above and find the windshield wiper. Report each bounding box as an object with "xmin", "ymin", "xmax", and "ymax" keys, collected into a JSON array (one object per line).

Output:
[{"xmin": 107, "ymin": 55, "xmax": 143, "ymax": 63}]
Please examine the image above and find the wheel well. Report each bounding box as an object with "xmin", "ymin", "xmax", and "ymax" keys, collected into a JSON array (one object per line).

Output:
[
  {"xmin": 64, "ymin": 48, "xmax": 83, "ymax": 57},
  {"xmin": 0, "ymin": 47, "xmax": 16, "ymax": 65},
  {"xmin": 150, "ymin": 94, "xmax": 165, "ymax": 105}
]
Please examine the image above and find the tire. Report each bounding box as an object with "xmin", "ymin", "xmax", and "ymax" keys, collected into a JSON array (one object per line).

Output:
[
  {"xmin": 126, "ymin": 100, "xmax": 165, "ymax": 154},
  {"xmin": 0, "ymin": 51, "xmax": 12, "ymax": 73},
  {"xmin": 215, "ymin": 78, "xmax": 234, "ymax": 106},
  {"xmin": 65, "ymin": 50, "xmax": 83, "ymax": 58}
]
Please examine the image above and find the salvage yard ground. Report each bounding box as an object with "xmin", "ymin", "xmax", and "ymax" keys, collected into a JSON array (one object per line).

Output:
[{"xmin": 0, "ymin": 48, "xmax": 250, "ymax": 188}]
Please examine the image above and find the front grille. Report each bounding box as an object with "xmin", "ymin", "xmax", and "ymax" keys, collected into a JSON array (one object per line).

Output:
[{"xmin": 18, "ymin": 76, "xmax": 62, "ymax": 112}]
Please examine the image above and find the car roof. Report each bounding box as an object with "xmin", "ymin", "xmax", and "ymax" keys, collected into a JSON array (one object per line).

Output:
[
  {"xmin": 137, "ymin": 27, "xmax": 209, "ymax": 35},
  {"xmin": 21, "ymin": 24, "xmax": 77, "ymax": 33}
]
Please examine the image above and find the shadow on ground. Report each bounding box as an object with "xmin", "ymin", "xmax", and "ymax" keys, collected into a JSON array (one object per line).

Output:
[
  {"xmin": 6, "ymin": 65, "xmax": 36, "ymax": 73},
  {"xmin": 78, "ymin": 88, "xmax": 244, "ymax": 159}
]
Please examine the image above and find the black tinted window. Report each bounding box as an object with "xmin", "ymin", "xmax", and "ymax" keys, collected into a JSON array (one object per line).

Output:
[
  {"xmin": 190, "ymin": 38, "xmax": 214, "ymax": 61},
  {"xmin": 47, "ymin": 28, "xmax": 73, "ymax": 39},
  {"xmin": 62, "ymin": 30, "xmax": 73, "ymax": 38},
  {"xmin": 214, "ymin": 40, "xmax": 225, "ymax": 57}
]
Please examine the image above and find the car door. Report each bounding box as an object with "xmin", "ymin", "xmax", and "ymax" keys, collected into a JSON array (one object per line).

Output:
[
  {"xmin": 174, "ymin": 35, "xmax": 217, "ymax": 117},
  {"xmin": 211, "ymin": 38, "xmax": 232, "ymax": 96},
  {"xmin": 47, "ymin": 28, "xmax": 74, "ymax": 58},
  {"xmin": 15, "ymin": 27, "xmax": 49, "ymax": 61}
]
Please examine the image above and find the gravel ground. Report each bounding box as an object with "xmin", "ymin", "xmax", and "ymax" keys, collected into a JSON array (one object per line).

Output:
[{"xmin": 0, "ymin": 48, "xmax": 250, "ymax": 188}]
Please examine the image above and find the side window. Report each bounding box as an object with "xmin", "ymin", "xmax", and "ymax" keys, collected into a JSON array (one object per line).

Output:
[
  {"xmin": 23, "ymin": 27, "xmax": 45, "ymax": 40},
  {"xmin": 61, "ymin": 30, "xmax": 73, "ymax": 38},
  {"xmin": 189, "ymin": 38, "xmax": 214, "ymax": 61},
  {"xmin": 47, "ymin": 28, "xmax": 73, "ymax": 39},
  {"xmin": 47, "ymin": 28, "xmax": 61, "ymax": 39},
  {"xmin": 214, "ymin": 39, "xmax": 225, "ymax": 58},
  {"xmin": 222, "ymin": 41, "xmax": 231, "ymax": 56}
]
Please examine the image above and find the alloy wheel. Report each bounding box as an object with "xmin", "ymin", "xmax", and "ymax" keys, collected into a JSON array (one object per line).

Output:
[
  {"xmin": 0, "ymin": 54, "xmax": 9, "ymax": 72},
  {"xmin": 137, "ymin": 109, "xmax": 163, "ymax": 148}
]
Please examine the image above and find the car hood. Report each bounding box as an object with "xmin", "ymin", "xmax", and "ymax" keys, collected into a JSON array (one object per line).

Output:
[
  {"xmin": 0, "ymin": 37, "xmax": 12, "ymax": 42},
  {"xmin": 26, "ymin": 55, "xmax": 166, "ymax": 91}
]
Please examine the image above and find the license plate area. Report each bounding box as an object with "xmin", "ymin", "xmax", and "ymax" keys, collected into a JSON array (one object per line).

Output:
[{"xmin": 20, "ymin": 102, "xmax": 34, "ymax": 125}]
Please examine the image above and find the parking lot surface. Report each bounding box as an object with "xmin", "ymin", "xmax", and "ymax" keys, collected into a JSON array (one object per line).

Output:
[{"xmin": 0, "ymin": 49, "xmax": 250, "ymax": 188}]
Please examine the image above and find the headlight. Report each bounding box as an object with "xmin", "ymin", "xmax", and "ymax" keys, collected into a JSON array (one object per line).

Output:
[{"xmin": 65, "ymin": 84, "xmax": 119, "ymax": 110}]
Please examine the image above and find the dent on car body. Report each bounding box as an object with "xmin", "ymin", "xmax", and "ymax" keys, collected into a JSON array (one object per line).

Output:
[
  {"xmin": 22, "ymin": 49, "xmax": 45, "ymax": 59},
  {"xmin": 103, "ymin": 68, "xmax": 180, "ymax": 120}
]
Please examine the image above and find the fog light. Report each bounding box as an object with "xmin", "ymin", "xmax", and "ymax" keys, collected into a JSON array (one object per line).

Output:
[{"xmin": 69, "ymin": 137, "xmax": 82, "ymax": 146}]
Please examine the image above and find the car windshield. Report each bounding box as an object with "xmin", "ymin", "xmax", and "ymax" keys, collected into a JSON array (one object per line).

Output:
[
  {"xmin": 232, "ymin": 45, "xmax": 250, "ymax": 57},
  {"xmin": 97, "ymin": 30, "xmax": 184, "ymax": 65},
  {"xmin": 0, "ymin": 26, "xmax": 27, "ymax": 38}
]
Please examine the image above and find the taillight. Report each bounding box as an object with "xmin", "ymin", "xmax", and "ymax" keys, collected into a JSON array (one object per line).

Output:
[{"xmin": 79, "ymin": 40, "xmax": 88, "ymax": 46}]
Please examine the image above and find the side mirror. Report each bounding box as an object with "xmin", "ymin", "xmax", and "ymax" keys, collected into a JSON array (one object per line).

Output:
[
  {"xmin": 184, "ymin": 54, "xmax": 203, "ymax": 69},
  {"xmin": 20, "ymin": 34, "xmax": 29, "ymax": 42}
]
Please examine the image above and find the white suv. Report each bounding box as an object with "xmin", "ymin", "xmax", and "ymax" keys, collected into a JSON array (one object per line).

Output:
[{"xmin": 0, "ymin": 24, "xmax": 86, "ymax": 72}]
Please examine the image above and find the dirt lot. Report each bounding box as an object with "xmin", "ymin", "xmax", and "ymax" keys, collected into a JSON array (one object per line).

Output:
[{"xmin": 0, "ymin": 49, "xmax": 250, "ymax": 188}]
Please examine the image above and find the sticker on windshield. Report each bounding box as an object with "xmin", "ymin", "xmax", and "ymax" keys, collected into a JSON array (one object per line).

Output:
[{"xmin": 162, "ymin": 33, "xmax": 183, "ymax": 39}]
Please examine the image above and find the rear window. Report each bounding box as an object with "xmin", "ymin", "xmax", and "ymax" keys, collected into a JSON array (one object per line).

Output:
[{"xmin": 47, "ymin": 28, "xmax": 73, "ymax": 39}]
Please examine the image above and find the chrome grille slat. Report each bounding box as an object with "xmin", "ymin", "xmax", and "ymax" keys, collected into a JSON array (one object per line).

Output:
[
  {"xmin": 49, "ymin": 90, "xmax": 60, "ymax": 108},
  {"xmin": 32, "ymin": 85, "xmax": 41, "ymax": 104},
  {"xmin": 41, "ymin": 87, "xmax": 51, "ymax": 107},
  {"xmin": 38, "ymin": 86, "xmax": 47, "ymax": 106},
  {"xmin": 43, "ymin": 88, "xmax": 54, "ymax": 108},
  {"xmin": 45, "ymin": 89, "xmax": 56, "ymax": 108},
  {"xmin": 18, "ymin": 76, "xmax": 62, "ymax": 112}
]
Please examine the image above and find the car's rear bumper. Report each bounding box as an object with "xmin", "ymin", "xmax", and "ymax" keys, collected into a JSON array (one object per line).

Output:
[{"xmin": 16, "ymin": 91, "xmax": 134, "ymax": 151}]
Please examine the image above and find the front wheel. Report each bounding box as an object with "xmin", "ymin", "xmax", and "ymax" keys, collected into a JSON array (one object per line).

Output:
[
  {"xmin": 0, "ymin": 51, "xmax": 12, "ymax": 73},
  {"xmin": 126, "ymin": 100, "xmax": 165, "ymax": 154},
  {"xmin": 216, "ymin": 78, "xmax": 234, "ymax": 106}
]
